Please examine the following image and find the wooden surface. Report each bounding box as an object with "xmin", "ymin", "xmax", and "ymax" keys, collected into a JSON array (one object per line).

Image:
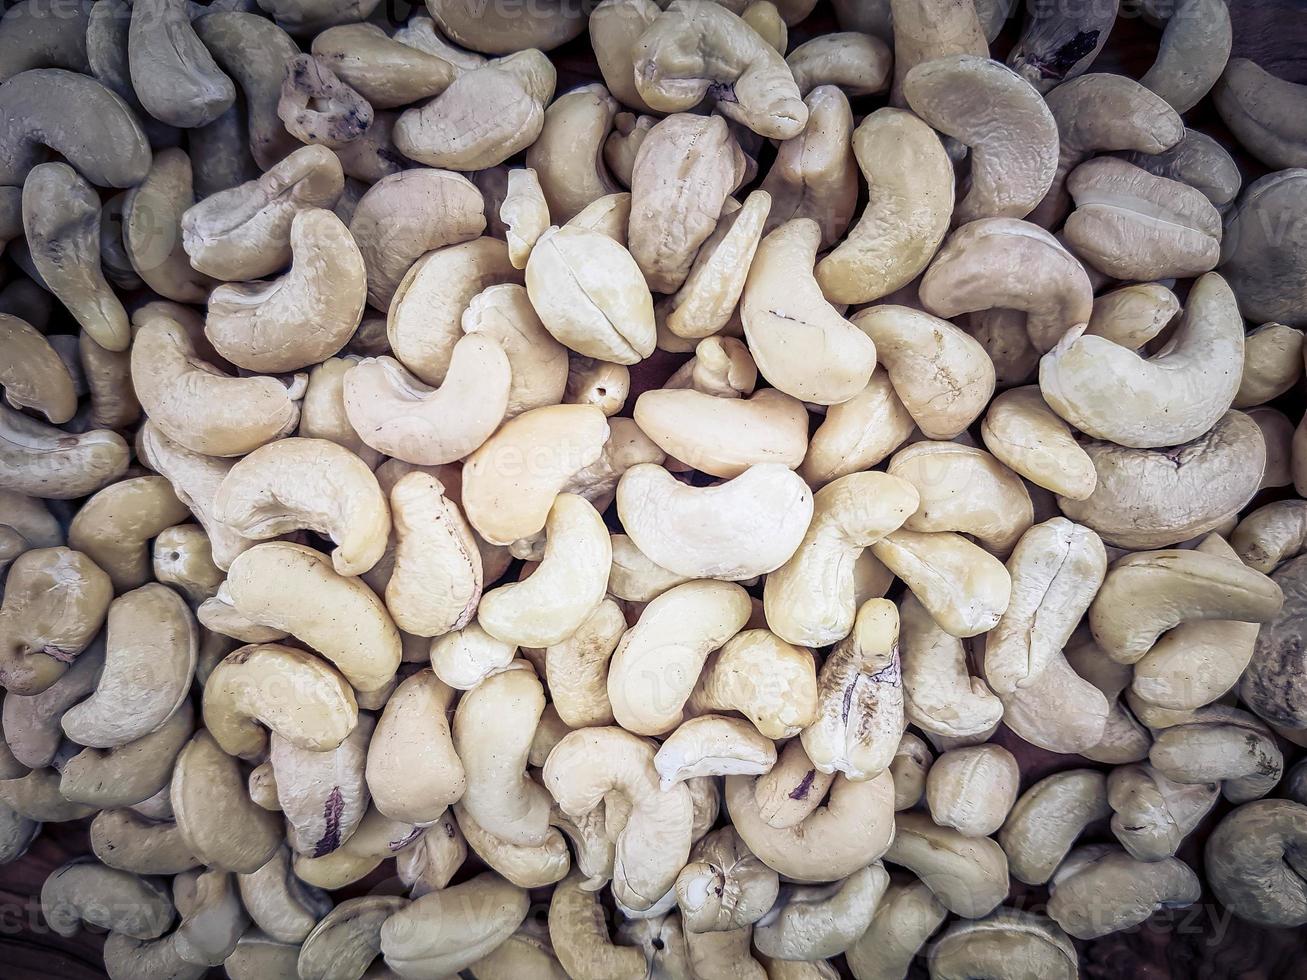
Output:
[{"xmin": 4, "ymin": 0, "xmax": 1307, "ymax": 977}]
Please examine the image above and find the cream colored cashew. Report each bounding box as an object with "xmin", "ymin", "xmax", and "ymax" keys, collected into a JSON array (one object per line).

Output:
[
  {"xmin": 984, "ymin": 518, "xmax": 1106, "ymax": 694},
  {"xmin": 998, "ymin": 637, "xmax": 1111, "ymax": 754},
  {"xmin": 689, "ymin": 629, "xmax": 818, "ymax": 739},
  {"xmin": 1214, "ymin": 58, "xmax": 1307, "ymax": 170},
  {"xmin": 590, "ymin": 0, "xmax": 659, "ymax": 112},
  {"xmin": 310, "ymin": 22, "xmax": 456, "ymax": 109},
  {"xmin": 0, "ymin": 68, "xmax": 150, "ymax": 188},
  {"xmin": 1149, "ymin": 706, "xmax": 1283, "ymax": 804},
  {"xmin": 525, "ymin": 84, "xmax": 621, "ymax": 223},
  {"xmin": 457, "ymin": 801, "xmax": 571, "ymax": 888},
  {"xmin": 297, "ymin": 356, "xmax": 381, "ymax": 469},
  {"xmin": 544, "ymin": 726, "xmax": 694, "ymax": 911},
  {"xmin": 204, "ymin": 208, "xmax": 365, "ymax": 374},
  {"xmin": 396, "ymin": 811, "xmax": 466, "ymax": 896},
  {"xmin": 544, "ymin": 599, "xmax": 623, "ymax": 728},
  {"xmin": 60, "ymin": 696, "xmax": 195, "ymax": 809},
  {"xmin": 68, "ymin": 477, "xmax": 191, "ymax": 593},
  {"xmin": 755, "ymin": 88, "xmax": 856, "ymax": 254},
  {"xmin": 919, "ymin": 218, "xmax": 1093, "ymax": 353},
  {"xmin": 462, "ymin": 282, "xmax": 569, "ymax": 417},
  {"xmin": 617, "ymin": 463, "xmax": 811, "ymax": 581},
  {"xmin": 198, "ymin": 587, "xmax": 289, "ymax": 645},
  {"xmin": 750, "ymin": 738, "xmax": 835, "ymax": 830},
  {"xmin": 754, "ymin": 863, "xmax": 888, "ymax": 960},
  {"xmin": 60, "ymin": 584, "xmax": 194, "ymax": 749},
  {"xmin": 742, "ymin": 218, "xmax": 877, "ymax": 404},
  {"xmin": 928, "ymin": 909, "xmax": 1078, "ymax": 980},
  {"xmin": 550, "ymin": 872, "xmax": 646, "ymax": 980},
  {"xmin": 1205, "ymin": 799, "xmax": 1307, "ymax": 927},
  {"xmin": 453, "ymin": 663, "xmax": 550, "ymax": 846},
  {"xmin": 800, "ymin": 369, "xmax": 914, "ymax": 488},
  {"xmin": 1069, "ymin": 637, "xmax": 1154, "ymax": 765},
  {"xmin": 1237, "ymin": 323, "xmax": 1304, "ymax": 408},
  {"xmin": 394, "ymin": 50, "xmax": 556, "ymax": 170},
  {"xmin": 41, "ymin": 859, "xmax": 174, "ymax": 940},
  {"xmin": 999, "ymin": 768, "xmax": 1110, "ymax": 886},
  {"xmin": 201, "ymin": 643, "xmax": 356, "ymax": 760},
  {"xmin": 236, "ymin": 846, "xmax": 330, "ymax": 944},
  {"xmin": 565, "ymin": 356, "xmax": 629, "ymax": 416},
  {"xmin": 222, "ymin": 542, "xmax": 401, "ymax": 693},
  {"xmin": 132, "ymin": 312, "xmax": 305, "ymax": 458},
  {"xmin": 525, "ymin": 224, "xmax": 655, "ymax": 363},
  {"xmin": 635, "ymin": 388, "xmax": 806, "ymax": 480},
  {"xmin": 170, "ymin": 729, "xmax": 282, "ymax": 874},
  {"xmin": 3, "ymin": 641, "xmax": 102, "ymax": 769},
  {"xmin": 1059, "ymin": 411, "xmax": 1266, "ymax": 550},
  {"xmin": 726, "ymin": 770, "xmax": 894, "ymax": 882},
  {"xmin": 887, "ymin": 0, "xmax": 987, "ymax": 105},
  {"xmin": 1063, "ymin": 156, "xmax": 1222, "ymax": 281},
  {"xmin": 872, "ymin": 530, "xmax": 1011, "ymax": 639},
  {"xmin": 1233, "ymin": 500, "xmax": 1307, "ymax": 573},
  {"xmin": 299, "ymin": 895, "xmax": 407, "ymax": 980},
  {"xmin": 883, "ymin": 810, "xmax": 1009, "ymax": 918},
  {"xmin": 674, "ymin": 825, "xmax": 778, "ymax": 933},
  {"xmin": 0, "ymin": 546, "xmax": 111, "ymax": 695},
  {"xmin": 90, "ymin": 808, "xmax": 199, "ymax": 876},
  {"xmin": 844, "ymin": 878, "xmax": 946, "ymax": 980},
  {"xmin": 851, "ymin": 305, "xmax": 994, "ymax": 438},
  {"xmin": 1107, "ymin": 763, "xmax": 1218, "ymax": 862},
  {"xmin": 270, "ymin": 715, "xmax": 372, "ymax": 857},
  {"xmin": 787, "ymin": 32, "xmax": 891, "ymax": 96},
  {"xmin": 655, "ymin": 715, "xmax": 776, "ymax": 788},
  {"xmin": 381, "ymin": 872, "xmax": 528, "ymax": 978},
  {"xmin": 1089, "ymin": 546, "xmax": 1282, "ymax": 665},
  {"xmin": 0, "ymin": 766, "xmax": 96, "ymax": 822},
  {"xmin": 904, "ymin": 55, "xmax": 1057, "ymax": 221},
  {"xmin": 979, "ymin": 386, "xmax": 1096, "ymax": 500},
  {"xmin": 429, "ymin": 621, "xmax": 515, "ymax": 690},
  {"xmin": 897, "ymin": 592, "xmax": 1002, "ymax": 738},
  {"xmin": 1046, "ymin": 846, "xmax": 1200, "ymax": 939},
  {"xmin": 0, "ymin": 314, "xmax": 74, "ymax": 423},
  {"xmin": 366, "ymin": 668, "xmax": 463, "ymax": 825},
  {"xmin": 501, "ymin": 167, "xmax": 551, "ymax": 269},
  {"xmin": 632, "ymin": 0, "xmax": 807, "ymax": 139},
  {"xmin": 213, "ymin": 438, "xmax": 388, "ymax": 577},
  {"xmin": 888, "ymin": 732, "xmax": 932, "ymax": 811},
  {"xmin": 926, "ymin": 743, "xmax": 1019, "ymax": 838},
  {"xmin": 1086, "ymin": 281, "xmax": 1179, "ymax": 350},
  {"xmin": 181, "ymin": 144, "xmax": 344, "ymax": 282},
  {"xmin": 22, "ymin": 162, "xmax": 129, "ymax": 351},
  {"xmin": 607, "ymin": 579, "xmax": 750, "ymax": 735},
  {"xmin": 796, "ymin": 597, "xmax": 902, "ymax": 781},
  {"xmin": 346, "ymin": 168, "xmax": 485, "ymax": 311}
]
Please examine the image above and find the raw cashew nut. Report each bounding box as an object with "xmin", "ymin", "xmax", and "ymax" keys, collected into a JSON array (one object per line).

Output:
[
  {"xmin": 904, "ymin": 55, "xmax": 1058, "ymax": 221},
  {"xmin": 271, "ymin": 716, "xmax": 372, "ymax": 857},
  {"xmin": 1107, "ymin": 764, "xmax": 1218, "ymax": 862},
  {"xmin": 525, "ymin": 84, "xmax": 621, "ymax": 223},
  {"xmin": 202, "ymin": 643, "xmax": 356, "ymax": 760},
  {"xmin": 1149, "ymin": 706, "xmax": 1283, "ymax": 804},
  {"xmin": 690, "ymin": 629, "xmax": 818, "ymax": 739},
  {"xmin": 41, "ymin": 859, "xmax": 174, "ymax": 940},
  {"xmin": 926, "ymin": 744, "xmax": 1019, "ymax": 838},
  {"xmin": 1237, "ymin": 322, "xmax": 1304, "ymax": 408},
  {"xmin": 786, "ymin": 32, "xmax": 891, "ymax": 96},
  {"xmin": 980, "ymin": 387, "xmax": 1096, "ymax": 501},
  {"xmin": 726, "ymin": 770, "xmax": 894, "ymax": 882},
  {"xmin": 632, "ymin": 0, "xmax": 808, "ymax": 139},
  {"xmin": 887, "ymin": 0, "xmax": 987, "ymax": 104},
  {"xmin": 67, "ymin": 477, "xmax": 191, "ymax": 593},
  {"xmin": 462, "ymin": 282, "xmax": 569, "ymax": 417},
  {"xmin": 129, "ymin": 0, "xmax": 234, "ymax": 128},
  {"xmin": 0, "ymin": 314, "xmax": 75, "ymax": 423},
  {"xmin": 1000, "ymin": 769, "xmax": 1111, "ymax": 885},
  {"xmin": 236, "ymin": 846, "xmax": 329, "ymax": 944},
  {"xmin": 753, "ymin": 863, "xmax": 889, "ymax": 960},
  {"xmin": 91, "ymin": 808, "xmax": 199, "ymax": 877},
  {"xmin": 674, "ymin": 826, "xmax": 778, "ymax": 933},
  {"xmin": 1058, "ymin": 411, "xmax": 1266, "ymax": 550},
  {"xmin": 299, "ymin": 895, "xmax": 407, "ymax": 980},
  {"xmin": 1233, "ymin": 500, "xmax": 1307, "ymax": 573},
  {"xmin": 898, "ymin": 592, "xmax": 1002, "ymax": 737},
  {"xmin": 883, "ymin": 810, "xmax": 1009, "ymax": 918},
  {"xmin": 800, "ymin": 368, "xmax": 914, "ymax": 488},
  {"xmin": 872, "ymin": 530, "xmax": 1011, "ymax": 639},
  {"xmin": 549, "ymin": 872, "xmax": 646, "ymax": 980},
  {"xmin": 844, "ymin": 878, "xmax": 946, "ymax": 980},
  {"xmin": 544, "ymin": 726, "xmax": 694, "ymax": 911},
  {"xmin": 1205, "ymin": 799, "xmax": 1307, "ymax": 927},
  {"xmin": 654, "ymin": 715, "xmax": 776, "ymax": 787},
  {"xmin": 928, "ymin": 910, "xmax": 1078, "ymax": 980},
  {"xmin": 1219, "ymin": 169, "xmax": 1307, "ymax": 328},
  {"xmin": 1214, "ymin": 59, "xmax": 1307, "ymax": 170},
  {"xmin": 367, "ymin": 668, "xmax": 464, "ymax": 823},
  {"xmin": 1046, "ymin": 846, "xmax": 1200, "ymax": 939},
  {"xmin": 310, "ymin": 22, "xmax": 456, "ymax": 108},
  {"xmin": 380, "ymin": 872, "xmax": 527, "ymax": 977},
  {"xmin": 204, "ymin": 208, "xmax": 366, "ymax": 374},
  {"xmin": 742, "ymin": 219, "xmax": 877, "ymax": 405}
]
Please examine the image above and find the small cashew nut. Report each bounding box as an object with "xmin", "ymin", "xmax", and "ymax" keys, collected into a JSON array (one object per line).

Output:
[
  {"xmin": 754, "ymin": 863, "xmax": 889, "ymax": 960},
  {"xmin": 872, "ymin": 530, "xmax": 1012, "ymax": 639},
  {"xmin": 41, "ymin": 858, "xmax": 174, "ymax": 940},
  {"xmin": 674, "ymin": 825, "xmax": 778, "ymax": 933},
  {"xmin": 654, "ymin": 715, "xmax": 776, "ymax": 788},
  {"xmin": 1107, "ymin": 763, "xmax": 1218, "ymax": 862},
  {"xmin": 1046, "ymin": 845, "xmax": 1201, "ymax": 939},
  {"xmin": 926, "ymin": 744, "xmax": 1019, "ymax": 838},
  {"xmin": 897, "ymin": 592, "xmax": 1002, "ymax": 738},
  {"xmin": 689, "ymin": 629, "xmax": 819, "ymax": 739},
  {"xmin": 844, "ymin": 877, "xmax": 946, "ymax": 980},
  {"xmin": 1205, "ymin": 799, "xmax": 1307, "ymax": 927},
  {"xmin": 999, "ymin": 768, "xmax": 1111, "ymax": 885}
]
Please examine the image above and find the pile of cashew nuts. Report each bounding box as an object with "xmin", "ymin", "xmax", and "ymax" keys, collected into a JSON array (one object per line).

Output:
[{"xmin": 2, "ymin": 0, "xmax": 1307, "ymax": 976}]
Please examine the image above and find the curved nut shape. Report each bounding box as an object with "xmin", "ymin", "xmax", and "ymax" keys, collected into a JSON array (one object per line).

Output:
[
  {"xmin": 742, "ymin": 218, "xmax": 877, "ymax": 405},
  {"xmin": 926, "ymin": 744, "xmax": 1019, "ymax": 838},
  {"xmin": 1107, "ymin": 764, "xmax": 1218, "ymax": 862},
  {"xmin": 1237, "ymin": 322, "xmax": 1304, "ymax": 409},
  {"xmin": 618, "ymin": 463, "xmax": 813, "ymax": 581},
  {"xmin": 1005, "ymin": 0, "xmax": 1115, "ymax": 92},
  {"xmin": 3, "ymin": 641, "xmax": 102, "ymax": 769},
  {"xmin": 898, "ymin": 592, "xmax": 1003, "ymax": 738},
  {"xmin": 205, "ymin": 208, "xmax": 366, "ymax": 374},
  {"xmin": 872, "ymin": 530, "xmax": 1011, "ymax": 639},
  {"xmin": 979, "ymin": 386, "xmax": 1096, "ymax": 500},
  {"xmin": 367, "ymin": 668, "xmax": 463, "ymax": 823},
  {"xmin": 0, "ymin": 0, "xmax": 91, "ymax": 82},
  {"xmin": 170, "ymin": 729, "xmax": 282, "ymax": 874},
  {"xmin": 884, "ymin": 810, "xmax": 1009, "ymax": 918},
  {"xmin": 844, "ymin": 878, "xmax": 946, "ymax": 980},
  {"xmin": 41, "ymin": 859, "xmax": 174, "ymax": 940},
  {"xmin": 754, "ymin": 863, "xmax": 889, "ymax": 960},
  {"xmin": 526, "ymin": 225, "xmax": 656, "ymax": 364},
  {"xmin": 380, "ymin": 872, "xmax": 527, "ymax": 977},
  {"xmin": 1233, "ymin": 499, "xmax": 1307, "ymax": 574},
  {"xmin": 214, "ymin": 437, "xmax": 389, "ymax": 577},
  {"xmin": 68, "ymin": 476, "xmax": 191, "ymax": 592},
  {"xmin": 1219, "ymin": 169, "xmax": 1307, "ymax": 328},
  {"xmin": 310, "ymin": 22, "xmax": 455, "ymax": 108},
  {"xmin": 271, "ymin": 716, "xmax": 372, "ymax": 857},
  {"xmin": 129, "ymin": 0, "xmax": 234, "ymax": 128},
  {"xmin": 1046, "ymin": 846, "xmax": 1200, "ymax": 939},
  {"xmin": 690, "ymin": 629, "xmax": 818, "ymax": 739},
  {"xmin": 904, "ymin": 55, "xmax": 1057, "ymax": 221},
  {"xmin": 277, "ymin": 54, "xmax": 372, "ymax": 148},
  {"xmin": 728, "ymin": 770, "xmax": 893, "ymax": 882},
  {"xmin": 462, "ymin": 282, "xmax": 569, "ymax": 417},
  {"xmin": 800, "ymin": 368, "xmax": 914, "ymax": 488},
  {"xmin": 0, "ymin": 546, "xmax": 111, "ymax": 695},
  {"xmin": 122, "ymin": 150, "xmax": 216, "ymax": 305},
  {"xmin": 1089, "ymin": 547, "xmax": 1282, "ymax": 665},
  {"xmin": 456, "ymin": 801, "xmax": 570, "ymax": 888},
  {"xmin": 1214, "ymin": 58, "xmax": 1307, "ymax": 170},
  {"xmin": 928, "ymin": 909, "xmax": 1078, "ymax": 980},
  {"xmin": 919, "ymin": 218, "xmax": 1093, "ymax": 353},
  {"xmin": 61, "ymin": 584, "xmax": 196, "ymax": 748},
  {"xmin": 181, "ymin": 144, "xmax": 344, "ymax": 282},
  {"xmin": 654, "ymin": 714, "xmax": 775, "ymax": 787},
  {"xmin": 525, "ymin": 84, "xmax": 621, "ymax": 223},
  {"xmin": 1058, "ymin": 410, "xmax": 1265, "ymax": 550},
  {"xmin": 429, "ymin": 620, "xmax": 515, "ymax": 691},
  {"xmin": 984, "ymin": 518, "xmax": 1106, "ymax": 694},
  {"xmin": 0, "ymin": 69, "xmax": 150, "ymax": 188},
  {"xmin": 544, "ymin": 598, "xmax": 624, "ymax": 727},
  {"xmin": 544, "ymin": 727, "xmax": 694, "ymax": 911},
  {"xmin": 1149, "ymin": 707, "xmax": 1282, "ymax": 804},
  {"xmin": 1000, "ymin": 768, "xmax": 1111, "ymax": 885},
  {"xmin": 1087, "ymin": 281, "xmax": 1180, "ymax": 348},
  {"xmin": 786, "ymin": 31, "xmax": 891, "ymax": 96},
  {"xmin": 90, "ymin": 808, "xmax": 199, "ymax": 876},
  {"xmin": 223, "ymin": 542, "xmax": 401, "ymax": 693},
  {"xmin": 1137, "ymin": 0, "xmax": 1230, "ymax": 113},
  {"xmin": 1122, "ymin": 127, "xmax": 1241, "ymax": 209},
  {"xmin": 348, "ymin": 168, "xmax": 485, "ymax": 310},
  {"xmin": 0, "ymin": 314, "xmax": 75, "ymax": 423},
  {"xmin": 202, "ymin": 643, "xmax": 357, "ymax": 760},
  {"xmin": 132, "ymin": 313, "xmax": 305, "ymax": 458},
  {"xmin": 59, "ymin": 696, "xmax": 196, "ymax": 809},
  {"xmin": 632, "ymin": 0, "xmax": 808, "ymax": 139},
  {"xmin": 500, "ymin": 167, "xmax": 550, "ymax": 268},
  {"xmin": 550, "ymin": 872, "xmax": 646, "ymax": 980},
  {"xmin": 999, "ymin": 641, "xmax": 1111, "ymax": 754},
  {"xmin": 236, "ymin": 846, "xmax": 330, "ymax": 944},
  {"xmin": 1205, "ymin": 799, "xmax": 1307, "ymax": 927},
  {"xmin": 674, "ymin": 825, "xmax": 778, "ymax": 933},
  {"xmin": 299, "ymin": 894, "xmax": 407, "ymax": 980}
]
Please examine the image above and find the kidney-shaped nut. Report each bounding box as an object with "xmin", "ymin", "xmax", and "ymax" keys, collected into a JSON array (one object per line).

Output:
[
  {"xmin": 236, "ymin": 845, "xmax": 330, "ymax": 944},
  {"xmin": 926, "ymin": 744, "xmax": 1019, "ymax": 838},
  {"xmin": 882, "ymin": 810, "xmax": 1009, "ymax": 918},
  {"xmin": 872, "ymin": 530, "xmax": 1012, "ymax": 639},
  {"xmin": 754, "ymin": 863, "xmax": 889, "ymax": 961},
  {"xmin": 1000, "ymin": 769, "xmax": 1111, "ymax": 886},
  {"xmin": 632, "ymin": 0, "xmax": 807, "ymax": 139},
  {"xmin": 1148, "ymin": 706, "xmax": 1283, "ymax": 804},
  {"xmin": 674, "ymin": 825, "xmax": 778, "ymax": 933},
  {"xmin": 0, "ymin": 406, "xmax": 129, "ymax": 502},
  {"xmin": 1046, "ymin": 846, "xmax": 1201, "ymax": 939},
  {"xmin": 1233, "ymin": 500, "xmax": 1307, "ymax": 574},
  {"xmin": 0, "ymin": 314, "xmax": 75, "ymax": 424},
  {"xmin": 654, "ymin": 714, "xmax": 776, "ymax": 788},
  {"xmin": 41, "ymin": 859, "xmax": 174, "ymax": 940},
  {"xmin": 897, "ymin": 593, "xmax": 1002, "ymax": 738},
  {"xmin": 1107, "ymin": 763, "xmax": 1218, "ymax": 862},
  {"xmin": 90, "ymin": 808, "xmax": 199, "ymax": 877},
  {"xmin": 928, "ymin": 909, "xmax": 1078, "ymax": 980},
  {"xmin": 844, "ymin": 877, "xmax": 947, "ymax": 980},
  {"xmin": 367, "ymin": 668, "xmax": 463, "ymax": 824},
  {"xmin": 1214, "ymin": 58, "xmax": 1307, "ymax": 170},
  {"xmin": 1205, "ymin": 799, "xmax": 1307, "ymax": 928},
  {"xmin": 67, "ymin": 476, "xmax": 191, "ymax": 594},
  {"xmin": 297, "ymin": 894, "xmax": 408, "ymax": 980},
  {"xmin": 690, "ymin": 628, "xmax": 818, "ymax": 739}
]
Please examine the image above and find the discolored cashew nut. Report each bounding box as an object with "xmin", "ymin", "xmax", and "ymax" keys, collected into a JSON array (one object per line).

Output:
[
  {"xmin": 1006, "ymin": 0, "xmax": 1116, "ymax": 94},
  {"xmin": 1214, "ymin": 59, "xmax": 1307, "ymax": 170},
  {"xmin": 1148, "ymin": 706, "xmax": 1283, "ymax": 804},
  {"xmin": 1046, "ymin": 846, "xmax": 1200, "ymax": 939},
  {"xmin": 1205, "ymin": 799, "xmax": 1307, "ymax": 927},
  {"xmin": 270, "ymin": 716, "xmax": 372, "ymax": 857},
  {"xmin": 0, "ymin": 314, "xmax": 75, "ymax": 424},
  {"xmin": 928, "ymin": 909, "xmax": 1078, "ymax": 980},
  {"xmin": 1107, "ymin": 763, "xmax": 1218, "ymax": 862},
  {"xmin": 277, "ymin": 54, "xmax": 372, "ymax": 149},
  {"xmin": 41, "ymin": 859, "xmax": 174, "ymax": 940}
]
